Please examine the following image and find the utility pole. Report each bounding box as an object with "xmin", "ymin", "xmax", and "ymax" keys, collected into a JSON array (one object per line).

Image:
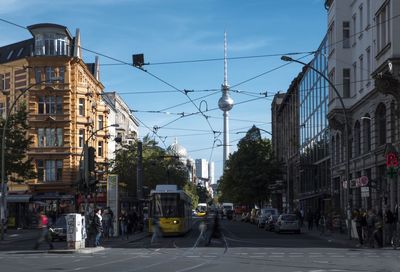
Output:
[{"xmin": 137, "ymin": 141, "xmax": 143, "ymax": 214}]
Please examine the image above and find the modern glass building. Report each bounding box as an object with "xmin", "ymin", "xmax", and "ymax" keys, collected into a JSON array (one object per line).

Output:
[{"xmin": 297, "ymin": 35, "xmax": 331, "ymax": 214}]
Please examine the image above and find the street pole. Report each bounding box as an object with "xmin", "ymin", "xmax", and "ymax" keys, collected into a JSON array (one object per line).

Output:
[
  {"xmin": 136, "ymin": 141, "xmax": 143, "ymax": 216},
  {"xmin": 1, "ymin": 79, "xmax": 60, "ymax": 241},
  {"xmin": 281, "ymin": 56, "xmax": 352, "ymax": 239}
]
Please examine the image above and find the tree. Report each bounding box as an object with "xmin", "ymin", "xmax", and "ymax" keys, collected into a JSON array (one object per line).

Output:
[
  {"xmin": 183, "ymin": 182, "xmax": 199, "ymax": 209},
  {"xmin": 196, "ymin": 184, "xmax": 211, "ymax": 203},
  {"xmin": 110, "ymin": 135, "xmax": 189, "ymax": 198},
  {"xmin": 0, "ymin": 104, "xmax": 36, "ymax": 183},
  {"xmin": 218, "ymin": 125, "xmax": 282, "ymax": 207}
]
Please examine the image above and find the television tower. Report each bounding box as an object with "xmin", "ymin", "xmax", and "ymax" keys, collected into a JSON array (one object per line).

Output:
[{"xmin": 218, "ymin": 32, "xmax": 234, "ymax": 169}]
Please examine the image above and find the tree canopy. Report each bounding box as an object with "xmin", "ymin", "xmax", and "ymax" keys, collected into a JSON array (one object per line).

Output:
[
  {"xmin": 218, "ymin": 126, "xmax": 282, "ymax": 207},
  {"xmin": 0, "ymin": 104, "xmax": 36, "ymax": 183},
  {"xmin": 111, "ymin": 135, "xmax": 189, "ymax": 199}
]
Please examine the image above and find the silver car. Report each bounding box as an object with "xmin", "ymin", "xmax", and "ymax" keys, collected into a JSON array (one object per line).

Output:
[{"xmin": 274, "ymin": 214, "xmax": 300, "ymax": 234}]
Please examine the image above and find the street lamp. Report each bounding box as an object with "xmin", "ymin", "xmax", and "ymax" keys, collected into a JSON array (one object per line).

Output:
[
  {"xmin": 281, "ymin": 55, "xmax": 352, "ymax": 240},
  {"xmin": 1, "ymin": 78, "xmax": 62, "ymax": 240}
]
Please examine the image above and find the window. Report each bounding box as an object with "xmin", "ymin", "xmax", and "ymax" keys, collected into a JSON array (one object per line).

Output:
[
  {"xmin": 354, "ymin": 121, "xmax": 361, "ymax": 157},
  {"xmin": 343, "ymin": 69, "xmax": 351, "ymax": 98},
  {"xmin": 35, "ymin": 67, "xmax": 42, "ymax": 83},
  {"xmin": 376, "ymin": 104, "xmax": 386, "ymax": 146},
  {"xmin": 45, "ymin": 67, "xmax": 56, "ymax": 83},
  {"xmin": 366, "ymin": 47, "xmax": 371, "ymax": 84},
  {"xmin": 78, "ymin": 98, "xmax": 85, "ymax": 116},
  {"xmin": 16, "ymin": 47, "xmax": 24, "ymax": 57},
  {"xmin": 38, "ymin": 96, "xmax": 63, "ymax": 114},
  {"xmin": 359, "ymin": 5, "xmax": 363, "ymax": 37},
  {"xmin": 328, "ymin": 69, "xmax": 335, "ymax": 100},
  {"xmin": 353, "ymin": 62, "xmax": 357, "ymax": 94},
  {"xmin": 7, "ymin": 50, "xmax": 14, "ymax": 60},
  {"xmin": 58, "ymin": 67, "xmax": 65, "ymax": 83},
  {"xmin": 36, "ymin": 159, "xmax": 63, "ymax": 182},
  {"xmin": 363, "ymin": 116, "xmax": 371, "ymax": 153},
  {"xmin": 352, "ymin": 14, "xmax": 357, "ymax": 45},
  {"xmin": 0, "ymin": 73, "xmax": 10, "ymax": 91},
  {"xmin": 98, "ymin": 115, "xmax": 104, "ymax": 130},
  {"xmin": 366, "ymin": 0, "xmax": 371, "ymax": 27},
  {"xmin": 34, "ymin": 33, "xmax": 70, "ymax": 56},
  {"xmin": 376, "ymin": 2, "xmax": 391, "ymax": 52},
  {"xmin": 359, "ymin": 55, "xmax": 364, "ymax": 89},
  {"xmin": 0, "ymin": 103, "xmax": 4, "ymax": 116},
  {"xmin": 98, "ymin": 141, "xmax": 104, "ymax": 157},
  {"xmin": 328, "ymin": 21, "xmax": 334, "ymax": 52},
  {"xmin": 343, "ymin": 21, "xmax": 350, "ymax": 48},
  {"xmin": 79, "ymin": 129, "xmax": 85, "ymax": 148},
  {"xmin": 37, "ymin": 128, "xmax": 63, "ymax": 147}
]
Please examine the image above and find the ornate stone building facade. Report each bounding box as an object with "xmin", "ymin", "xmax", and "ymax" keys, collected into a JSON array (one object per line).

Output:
[{"xmin": 0, "ymin": 23, "xmax": 110, "ymax": 226}]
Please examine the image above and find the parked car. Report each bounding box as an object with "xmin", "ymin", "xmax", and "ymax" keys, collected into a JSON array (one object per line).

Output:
[
  {"xmin": 265, "ymin": 214, "xmax": 279, "ymax": 231},
  {"xmin": 49, "ymin": 215, "xmax": 67, "ymax": 241},
  {"xmin": 274, "ymin": 214, "xmax": 301, "ymax": 234},
  {"xmin": 256, "ymin": 208, "xmax": 279, "ymax": 228}
]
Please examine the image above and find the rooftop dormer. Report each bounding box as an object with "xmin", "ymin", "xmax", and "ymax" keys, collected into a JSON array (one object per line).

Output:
[{"xmin": 28, "ymin": 23, "xmax": 72, "ymax": 57}]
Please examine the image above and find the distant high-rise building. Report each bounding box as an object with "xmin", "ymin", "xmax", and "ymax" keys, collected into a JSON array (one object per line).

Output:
[
  {"xmin": 195, "ymin": 159, "xmax": 208, "ymax": 180},
  {"xmin": 208, "ymin": 162, "xmax": 215, "ymax": 185}
]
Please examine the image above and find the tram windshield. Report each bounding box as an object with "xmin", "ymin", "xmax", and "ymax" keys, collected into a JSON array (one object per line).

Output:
[{"xmin": 152, "ymin": 193, "xmax": 182, "ymax": 218}]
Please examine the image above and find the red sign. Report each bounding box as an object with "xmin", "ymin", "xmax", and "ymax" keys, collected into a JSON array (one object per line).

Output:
[{"xmin": 386, "ymin": 152, "xmax": 399, "ymax": 168}]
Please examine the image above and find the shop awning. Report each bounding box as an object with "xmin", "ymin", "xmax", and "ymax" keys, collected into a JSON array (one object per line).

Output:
[{"xmin": 6, "ymin": 194, "xmax": 32, "ymax": 203}]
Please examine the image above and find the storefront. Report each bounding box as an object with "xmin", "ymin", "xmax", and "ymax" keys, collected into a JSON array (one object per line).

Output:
[{"xmin": 7, "ymin": 194, "xmax": 32, "ymax": 229}]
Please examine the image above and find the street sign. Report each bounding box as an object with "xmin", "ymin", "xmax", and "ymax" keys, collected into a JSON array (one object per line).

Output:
[{"xmin": 361, "ymin": 186, "xmax": 370, "ymax": 197}]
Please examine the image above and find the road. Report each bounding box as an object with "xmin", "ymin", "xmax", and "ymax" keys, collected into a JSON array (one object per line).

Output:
[{"xmin": 1, "ymin": 216, "xmax": 399, "ymax": 272}]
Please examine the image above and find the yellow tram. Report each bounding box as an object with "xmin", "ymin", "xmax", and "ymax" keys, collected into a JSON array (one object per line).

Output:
[{"xmin": 148, "ymin": 184, "xmax": 192, "ymax": 235}]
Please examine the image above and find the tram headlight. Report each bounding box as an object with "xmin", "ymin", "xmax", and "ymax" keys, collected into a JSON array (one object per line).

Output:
[{"xmin": 173, "ymin": 220, "xmax": 180, "ymax": 224}]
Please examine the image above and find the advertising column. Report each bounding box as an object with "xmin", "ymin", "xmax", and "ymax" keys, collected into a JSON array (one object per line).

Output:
[{"xmin": 107, "ymin": 174, "xmax": 119, "ymax": 237}]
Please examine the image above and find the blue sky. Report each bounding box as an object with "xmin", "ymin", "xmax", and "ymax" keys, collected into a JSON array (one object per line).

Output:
[{"xmin": 0, "ymin": 0, "xmax": 327, "ymax": 178}]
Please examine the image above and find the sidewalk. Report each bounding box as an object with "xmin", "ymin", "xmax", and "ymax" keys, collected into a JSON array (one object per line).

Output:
[
  {"xmin": 0, "ymin": 228, "xmax": 149, "ymax": 253},
  {"xmin": 302, "ymin": 226, "xmax": 359, "ymax": 248}
]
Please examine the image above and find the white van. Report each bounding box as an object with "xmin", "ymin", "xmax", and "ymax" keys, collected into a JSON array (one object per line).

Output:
[{"xmin": 222, "ymin": 203, "xmax": 234, "ymax": 216}]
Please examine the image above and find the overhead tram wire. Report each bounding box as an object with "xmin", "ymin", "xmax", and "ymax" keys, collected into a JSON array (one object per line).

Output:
[{"xmin": 100, "ymin": 50, "xmax": 316, "ymax": 66}]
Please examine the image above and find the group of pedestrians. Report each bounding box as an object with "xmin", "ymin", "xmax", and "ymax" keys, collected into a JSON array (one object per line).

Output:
[
  {"xmin": 353, "ymin": 207, "xmax": 397, "ymax": 248},
  {"xmin": 118, "ymin": 208, "xmax": 142, "ymax": 240}
]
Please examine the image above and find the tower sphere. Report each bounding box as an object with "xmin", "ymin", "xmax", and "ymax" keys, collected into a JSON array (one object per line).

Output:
[{"xmin": 218, "ymin": 93, "xmax": 234, "ymax": 112}]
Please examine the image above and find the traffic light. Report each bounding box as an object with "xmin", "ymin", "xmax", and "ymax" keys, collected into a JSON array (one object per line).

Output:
[
  {"xmin": 88, "ymin": 176, "xmax": 99, "ymax": 193},
  {"xmin": 88, "ymin": 147, "xmax": 96, "ymax": 172}
]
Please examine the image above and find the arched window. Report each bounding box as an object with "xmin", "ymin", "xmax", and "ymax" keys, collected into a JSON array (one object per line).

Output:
[
  {"xmin": 362, "ymin": 114, "xmax": 371, "ymax": 153},
  {"xmin": 375, "ymin": 103, "xmax": 386, "ymax": 146},
  {"xmin": 354, "ymin": 121, "xmax": 361, "ymax": 157}
]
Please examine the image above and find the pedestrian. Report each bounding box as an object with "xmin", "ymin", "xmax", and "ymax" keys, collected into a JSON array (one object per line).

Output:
[
  {"xmin": 366, "ymin": 209, "xmax": 377, "ymax": 248},
  {"xmin": 94, "ymin": 208, "xmax": 103, "ymax": 247},
  {"xmin": 206, "ymin": 213, "xmax": 222, "ymax": 246},
  {"xmin": 319, "ymin": 214, "xmax": 326, "ymax": 235},
  {"xmin": 307, "ymin": 209, "xmax": 314, "ymax": 231},
  {"xmin": 119, "ymin": 210, "xmax": 129, "ymax": 240},
  {"xmin": 354, "ymin": 209, "xmax": 364, "ymax": 246},
  {"xmin": 384, "ymin": 207, "xmax": 395, "ymax": 245},
  {"xmin": 33, "ymin": 211, "xmax": 54, "ymax": 250},
  {"xmin": 102, "ymin": 209, "xmax": 110, "ymax": 239},
  {"xmin": 108, "ymin": 207, "xmax": 114, "ymax": 237},
  {"xmin": 151, "ymin": 215, "xmax": 162, "ymax": 244}
]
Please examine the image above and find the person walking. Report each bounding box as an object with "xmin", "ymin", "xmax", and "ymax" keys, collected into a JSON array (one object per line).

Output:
[
  {"xmin": 94, "ymin": 208, "xmax": 103, "ymax": 247},
  {"xmin": 33, "ymin": 211, "xmax": 54, "ymax": 250},
  {"xmin": 206, "ymin": 213, "xmax": 222, "ymax": 246},
  {"xmin": 119, "ymin": 210, "xmax": 129, "ymax": 240},
  {"xmin": 354, "ymin": 209, "xmax": 364, "ymax": 247},
  {"xmin": 307, "ymin": 209, "xmax": 314, "ymax": 231},
  {"xmin": 151, "ymin": 215, "xmax": 162, "ymax": 244}
]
